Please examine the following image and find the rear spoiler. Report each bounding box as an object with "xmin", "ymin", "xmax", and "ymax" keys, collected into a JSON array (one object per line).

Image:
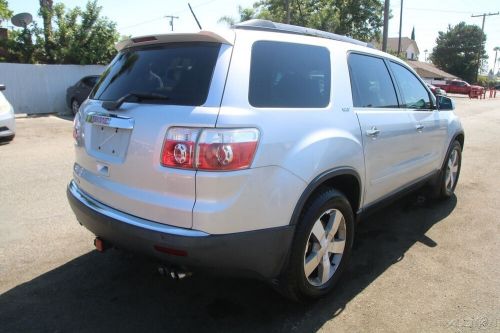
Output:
[{"xmin": 115, "ymin": 30, "xmax": 235, "ymax": 51}]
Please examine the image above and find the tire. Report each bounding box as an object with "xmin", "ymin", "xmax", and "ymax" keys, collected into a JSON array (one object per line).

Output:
[
  {"xmin": 278, "ymin": 189, "xmax": 354, "ymax": 301},
  {"xmin": 71, "ymin": 99, "xmax": 80, "ymax": 115},
  {"xmin": 0, "ymin": 134, "xmax": 14, "ymax": 143},
  {"xmin": 436, "ymin": 140, "xmax": 462, "ymax": 199}
]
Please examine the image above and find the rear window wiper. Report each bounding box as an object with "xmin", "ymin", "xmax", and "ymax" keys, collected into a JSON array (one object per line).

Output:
[{"xmin": 102, "ymin": 92, "xmax": 170, "ymax": 111}]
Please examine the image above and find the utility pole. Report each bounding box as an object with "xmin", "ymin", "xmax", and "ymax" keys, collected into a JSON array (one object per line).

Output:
[
  {"xmin": 397, "ymin": 0, "xmax": 403, "ymax": 56},
  {"xmin": 165, "ymin": 15, "xmax": 179, "ymax": 31},
  {"xmin": 471, "ymin": 12, "xmax": 499, "ymax": 82},
  {"xmin": 382, "ymin": 0, "xmax": 390, "ymax": 52},
  {"xmin": 285, "ymin": 0, "xmax": 290, "ymax": 24}
]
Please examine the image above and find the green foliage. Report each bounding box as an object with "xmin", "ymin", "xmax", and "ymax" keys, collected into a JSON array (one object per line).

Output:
[
  {"xmin": 430, "ymin": 22, "xmax": 487, "ymax": 84},
  {"xmin": 218, "ymin": 5, "xmax": 257, "ymax": 26},
  {"xmin": 0, "ymin": 0, "xmax": 12, "ymax": 22},
  {"xmin": 3, "ymin": 0, "xmax": 119, "ymax": 64},
  {"xmin": 219, "ymin": 0, "xmax": 384, "ymax": 42},
  {"xmin": 477, "ymin": 75, "xmax": 497, "ymax": 88}
]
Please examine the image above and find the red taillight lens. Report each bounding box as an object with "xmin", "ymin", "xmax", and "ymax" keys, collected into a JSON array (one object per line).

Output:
[
  {"xmin": 161, "ymin": 127, "xmax": 200, "ymax": 168},
  {"xmin": 73, "ymin": 112, "xmax": 82, "ymax": 144},
  {"xmin": 197, "ymin": 129, "xmax": 260, "ymax": 170},
  {"xmin": 161, "ymin": 127, "xmax": 259, "ymax": 171}
]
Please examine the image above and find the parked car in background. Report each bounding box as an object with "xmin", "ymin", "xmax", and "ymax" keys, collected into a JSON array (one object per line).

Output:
[
  {"xmin": 67, "ymin": 20, "xmax": 464, "ymax": 300},
  {"xmin": 66, "ymin": 75, "xmax": 100, "ymax": 115},
  {"xmin": 426, "ymin": 83, "xmax": 446, "ymax": 96},
  {"xmin": 434, "ymin": 79, "xmax": 483, "ymax": 97},
  {"xmin": 0, "ymin": 84, "xmax": 16, "ymax": 142}
]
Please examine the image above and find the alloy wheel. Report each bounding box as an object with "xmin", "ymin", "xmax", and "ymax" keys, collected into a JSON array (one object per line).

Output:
[{"xmin": 304, "ymin": 208, "xmax": 346, "ymax": 287}]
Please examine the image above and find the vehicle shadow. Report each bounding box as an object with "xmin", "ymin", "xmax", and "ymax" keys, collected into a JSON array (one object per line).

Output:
[{"xmin": 0, "ymin": 192, "xmax": 457, "ymax": 332}]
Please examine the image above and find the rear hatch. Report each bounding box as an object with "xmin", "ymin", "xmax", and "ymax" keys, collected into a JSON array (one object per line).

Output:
[{"xmin": 73, "ymin": 32, "xmax": 234, "ymax": 229}]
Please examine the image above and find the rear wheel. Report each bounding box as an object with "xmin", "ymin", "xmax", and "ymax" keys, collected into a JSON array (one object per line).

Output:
[
  {"xmin": 71, "ymin": 99, "xmax": 80, "ymax": 115},
  {"xmin": 279, "ymin": 189, "xmax": 354, "ymax": 301}
]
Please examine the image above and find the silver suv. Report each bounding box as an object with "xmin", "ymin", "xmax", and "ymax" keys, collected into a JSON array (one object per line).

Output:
[{"xmin": 67, "ymin": 20, "xmax": 464, "ymax": 300}]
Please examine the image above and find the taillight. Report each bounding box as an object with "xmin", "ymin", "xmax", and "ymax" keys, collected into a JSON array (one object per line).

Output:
[
  {"xmin": 73, "ymin": 112, "xmax": 82, "ymax": 144},
  {"xmin": 161, "ymin": 127, "xmax": 200, "ymax": 169},
  {"xmin": 197, "ymin": 129, "xmax": 259, "ymax": 170},
  {"xmin": 161, "ymin": 127, "xmax": 259, "ymax": 171}
]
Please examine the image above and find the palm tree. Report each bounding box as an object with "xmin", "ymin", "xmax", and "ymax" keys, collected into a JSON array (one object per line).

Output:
[{"xmin": 494, "ymin": 46, "xmax": 500, "ymax": 74}]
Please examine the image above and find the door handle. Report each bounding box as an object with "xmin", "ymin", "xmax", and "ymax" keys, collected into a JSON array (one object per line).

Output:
[
  {"xmin": 415, "ymin": 124, "xmax": 424, "ymax": 132},
  {"xmin": 366, "ymin": 127, "xmax": 380, "ymax": 137}
]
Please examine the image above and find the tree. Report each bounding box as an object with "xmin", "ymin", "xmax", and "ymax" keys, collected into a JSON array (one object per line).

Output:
[
  {"xmin": 0, "ymin": 0, "xmax": 12, "ymax": 24},
  {"xmin": 220, "ymin": 0, "xmax": 384, "ymax": 42},
  {"xmin": 493, "ymin": 46, "xmax": 500, "ymax": 74},
  {"xmin": 430, "ymin": 22, "xmax": 487, "ymax": 83},
  {"xmin": 218, "ymin": 6, "xmax": 256, "ymax": 26},
  {"xmin": 3, "ymin": 0, "xmax": 119, "ymax": 64}
]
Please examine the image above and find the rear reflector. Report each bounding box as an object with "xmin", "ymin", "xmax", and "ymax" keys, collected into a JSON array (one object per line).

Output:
[{"xmin": 154, "ymin": 245, "xmax": 188, "ymax": 257}]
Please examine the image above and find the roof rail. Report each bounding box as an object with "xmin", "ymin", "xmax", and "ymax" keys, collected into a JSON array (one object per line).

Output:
[{"xmin": 234, "ymin": 19, "xmax": 372, "ymax": 48}]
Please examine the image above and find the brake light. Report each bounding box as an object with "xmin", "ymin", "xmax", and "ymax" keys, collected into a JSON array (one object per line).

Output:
[
  {"xmin": 73, "ymin": 112, "xmax": 82, "ymax": 144},
  {"xmin": 161, "ymin": 127, "xmax": 259, "ymax": 171},
  {"xmin": 197, "ymin": 129, "xmax": 259, "ymax": 170},
  {"xmin": 161, "ymin": 127, "xmax": 200, "ymax": 169}
]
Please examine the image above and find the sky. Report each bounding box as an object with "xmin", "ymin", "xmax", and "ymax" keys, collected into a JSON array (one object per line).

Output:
[{"xmin": 5, "ymin": 0, "xmax": 500, "ymax": 72}]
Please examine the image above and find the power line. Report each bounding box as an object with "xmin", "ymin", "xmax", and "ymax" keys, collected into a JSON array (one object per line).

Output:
[{"xmin": 119, "ymin": 0, "xmax": 219, "ymax": 31}]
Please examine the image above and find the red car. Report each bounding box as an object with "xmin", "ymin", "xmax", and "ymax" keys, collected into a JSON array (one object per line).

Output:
[{"xmin": 434, "ymin": 79, "xmax": 483, "ymax": 97}]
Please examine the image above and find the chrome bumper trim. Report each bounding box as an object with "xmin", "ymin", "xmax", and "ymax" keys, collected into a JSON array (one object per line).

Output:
[{"xmin": 68, "ymin": 180, "xmax": 209, "ymax": 237}]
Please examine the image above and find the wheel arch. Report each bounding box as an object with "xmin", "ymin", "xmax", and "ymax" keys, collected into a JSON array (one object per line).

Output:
[{"xmin": 289, "ymin": 168, "xmax": 362, "ymax": 226}]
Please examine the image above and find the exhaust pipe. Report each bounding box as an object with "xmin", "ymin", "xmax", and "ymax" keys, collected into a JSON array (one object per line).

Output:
[{"xmin": 157, "ymin": 265, "xmax": 192, "ymax": 280}]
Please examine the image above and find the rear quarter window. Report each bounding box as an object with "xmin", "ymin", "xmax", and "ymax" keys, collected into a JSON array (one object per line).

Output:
[{"xmin": 249, "ymin": 41, "xmax": 331, "ymax": 108}]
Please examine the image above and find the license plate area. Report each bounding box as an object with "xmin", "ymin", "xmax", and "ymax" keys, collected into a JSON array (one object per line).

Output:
[{"xmin": 86, "ymin": 113, "xmax": 134, "ymax": 163}]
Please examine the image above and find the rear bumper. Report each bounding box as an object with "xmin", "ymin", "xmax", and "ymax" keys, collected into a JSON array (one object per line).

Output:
[
  {"xmin": 67, "ymin": 180, "xmax": 294, "ymax": 279},
  {"xmin": 0, "ymin": 111, "xmax": 15, "ymax": 138}
]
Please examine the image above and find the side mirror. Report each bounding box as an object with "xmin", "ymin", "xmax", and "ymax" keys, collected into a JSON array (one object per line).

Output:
[
  {"xmin": 437, "ymin": 95, "xmax": 454, "ymax": 111},
  {"xmin": 0, "ymin": 84, "xmax": 5, "ymax": 91}
]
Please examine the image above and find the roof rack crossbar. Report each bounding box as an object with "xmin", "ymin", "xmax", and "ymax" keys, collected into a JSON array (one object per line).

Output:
[{"xmin": 234, "ymin": 19, "xmax": 372, "ymax": 48}]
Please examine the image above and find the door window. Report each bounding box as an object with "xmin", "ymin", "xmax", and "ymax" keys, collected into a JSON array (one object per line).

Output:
[
  {"xmin": 348, "ymin": 53, "xmax": 399, "ymax": 108},
  {"xmin": 389, "ymin": 62, "xmax": 431, "ymax": 109}
]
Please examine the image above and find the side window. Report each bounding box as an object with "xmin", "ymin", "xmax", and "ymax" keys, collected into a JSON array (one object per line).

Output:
[
  {"xmin": 389, "ymin": 62, "xmax": 431, "ymax": 109},
  {"xmin": 348, "ymin": 53, "xmax": 398, "ymax": 108},
  {"xmin": 249, "ymin": 41, "xmax": 330, "ymax": 108}
]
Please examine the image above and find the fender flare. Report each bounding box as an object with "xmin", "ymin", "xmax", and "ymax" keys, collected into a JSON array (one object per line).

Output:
[{"xmin": 288, "ymin": 167, "xmax": 362, "ymax": 226}]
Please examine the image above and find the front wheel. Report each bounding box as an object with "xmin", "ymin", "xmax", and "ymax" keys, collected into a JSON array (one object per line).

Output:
[
  {"xmin": 437, "ymin": 140, "xmax": 462, "ymax": 199},
  {"xmin": 278, "ymin": 189, "xmax": 354, "ymax": 301}
]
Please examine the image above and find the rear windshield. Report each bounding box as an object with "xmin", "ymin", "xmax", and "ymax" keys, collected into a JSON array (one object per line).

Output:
[{"xmin": 91, "ymin": 42, "xmax": 221, "ymax": 106}]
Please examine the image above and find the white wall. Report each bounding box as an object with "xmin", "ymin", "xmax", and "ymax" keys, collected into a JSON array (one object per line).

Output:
[
  {"xmin": 406, "ymin": 44, "xmax": 419, "ymax": 61},
  {"xmin": 0, "ymin": 63, "xmax": 105, "ymax": 114}
]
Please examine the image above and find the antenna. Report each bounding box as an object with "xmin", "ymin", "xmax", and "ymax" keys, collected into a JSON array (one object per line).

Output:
[
  {"xmin": 188, "ymin": 3, "xmax": 202, "ymax": 30},
  {"xmin": 11, "ymin": 12, "xmax": 33, "ymax": 28}
]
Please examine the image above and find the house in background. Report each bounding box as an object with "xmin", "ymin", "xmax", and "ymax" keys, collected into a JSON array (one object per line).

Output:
[
  {"xmin": 386, "ymin": 37, "xmax": 420, "ymax": 60},
  {"xmin": 406, "ymin": 60, "xmax": 457, "ymax": 83},
  {"xmin": 374, "ymin": 36, "xmax": 457, "ymax": 83}
]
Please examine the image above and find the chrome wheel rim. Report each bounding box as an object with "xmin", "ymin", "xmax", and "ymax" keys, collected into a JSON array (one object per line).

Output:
[
  {"xmin": 304, "ymin": 208, "xmax": 346, "ymax": 287},
  {"xmin": 445, "ymin": 148, "xmax": 459, "ymax": 191},
  {"xmin": 72, "ymin": 100, "xmax": 79, "ymax": 114}
]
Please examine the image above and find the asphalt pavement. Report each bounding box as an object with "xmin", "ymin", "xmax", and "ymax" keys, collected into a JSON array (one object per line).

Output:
[{"xmin": 0, "ymin": 96, "xmax": 499, "ymax": 332}]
